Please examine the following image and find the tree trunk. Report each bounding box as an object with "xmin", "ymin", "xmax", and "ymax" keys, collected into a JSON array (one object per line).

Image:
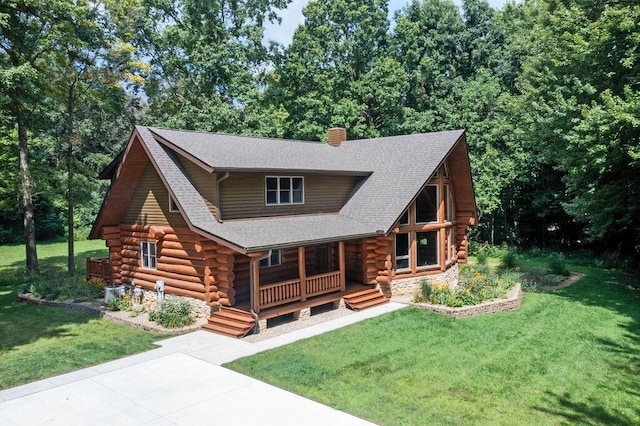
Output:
[
  {"xmin": 66, "ymin": 84, "xmax": 76, "ymax": 276},
  {"xmin": 17, "ymin": 106, "xmax": 39, "ymax": 273}
]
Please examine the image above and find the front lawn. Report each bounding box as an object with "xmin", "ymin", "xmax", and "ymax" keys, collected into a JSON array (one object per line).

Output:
[
  {"xmin": 0, "ymin": 240, "xmax": 165, "ymax": 390},
  {"xmin": 227, "ymin": 261, "xmax": 640, "ymax": 424}
]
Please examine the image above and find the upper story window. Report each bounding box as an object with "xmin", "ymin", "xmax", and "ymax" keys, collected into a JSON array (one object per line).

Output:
[
  {"xmin": 141, "ymin": 241, "xmax": 157, "ymax": 269},
  {"xmin": 266, "ymin": 176, "xmax": 304, "ymax": 205},
  {"xmin": 259, "ymin": 250, "xmax": 282, "ymax": 268},
  {"xmin": 415, "ymin": 185, "xmax": 438, "ymax": 224}
]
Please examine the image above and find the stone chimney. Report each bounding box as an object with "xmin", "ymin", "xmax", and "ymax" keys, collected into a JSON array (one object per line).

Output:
[{"xmin": 327, "ymin": 125, "xmax": 347, "ymax": 147}]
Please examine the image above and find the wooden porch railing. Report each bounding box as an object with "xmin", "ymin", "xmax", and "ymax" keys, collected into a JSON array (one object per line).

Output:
[
  {"xmin": 86, "ymin": 257, "xmax": 112, "ymax": 283},
  {"xmin": 257, "ymin": 271, "xmax": 342, "ymax": 311},
  {"xmin": 305, "ymin": 270, "xmax": 341, "ymax": 298},
  {"xmin": 258, "ymin": 278, "xmax": 302, "ymax": 309}
]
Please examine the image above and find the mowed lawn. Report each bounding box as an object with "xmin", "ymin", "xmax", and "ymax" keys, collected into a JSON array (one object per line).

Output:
[
  {"xmin": 228, "ymin": 264, "xmax": 640, "ymax": 425},
  {"xmin": 0, "ymin": 240, "xmax": 165, "ymax": 390}
]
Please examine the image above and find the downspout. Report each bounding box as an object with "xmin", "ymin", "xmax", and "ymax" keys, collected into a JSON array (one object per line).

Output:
[
  {"xmin": 250, "ymin": 250, "xmax": 272, "ymax": 334},
  {"xmin": 215, "ymin": 172, "xmax": 230, "ymax": 222}
]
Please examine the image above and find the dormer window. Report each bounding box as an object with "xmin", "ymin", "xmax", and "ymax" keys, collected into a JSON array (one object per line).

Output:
[{"xmin": 266, "ymin": 176, "xmax": 304, "ymax": 205}]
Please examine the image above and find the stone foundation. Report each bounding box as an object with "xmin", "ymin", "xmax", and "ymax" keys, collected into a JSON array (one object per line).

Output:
[
  {"xmin": 292, "ymin": 308, "xmax": 311, "ymax": 321},
  {"xmin": 125, "ymin": 284, "xmax": 211, "ymax": 320},
  {"xmin": 381, "ymin": 264, "xmax": 459, "ymax": 297}
]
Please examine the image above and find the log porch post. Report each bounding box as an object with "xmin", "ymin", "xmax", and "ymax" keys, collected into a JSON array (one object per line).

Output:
[
  {"xmin": 439, "ymin": 170, "xmax": 446, "ymax": 272},
  {"xmin": 339, "ymin": 241, "xmax": 346, "ymax": 291},
  {"xmin": 298, "ymin": 247, "xmax": 307, "ymax": 302},
  {"xmin": 251, "ymin": 256, "xmax": 261, "ymax": 313}
]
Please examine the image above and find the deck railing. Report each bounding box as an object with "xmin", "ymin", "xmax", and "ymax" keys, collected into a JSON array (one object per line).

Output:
[
  {"xmin": 259, "ymin": 278, "xmax": 302, "ymax": 309},
  {"xmin": 86, "ymin": 257, "xmax": 112, "ymax": 283},
  {"xmin": 257, "ymin": 270, "xmax": 342, "ymax": 310},
  {"xmin": 305, "ymin": 271, "xmax": 341, "ymax": 297}
]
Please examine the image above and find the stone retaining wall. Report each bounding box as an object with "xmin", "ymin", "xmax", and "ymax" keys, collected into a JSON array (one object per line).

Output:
[
  {"xmin": 386, "ymin": 264, "xmax": 459, "ymax": 297},
  {"xmin": 413, "ymin": 283, "xmax": 522, "ymax": 319}
]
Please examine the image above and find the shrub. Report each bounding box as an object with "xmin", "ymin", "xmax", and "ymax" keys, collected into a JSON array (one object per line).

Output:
[
  {"xmin": 501, "ymin": 249, "xmax": 517, "ymax": 269},
  {"xmin": 106, "ymin": 293, "xmax": 133, "ymax": 311},
  {"xmin": 149, "ymin": 297, "xmax": 194, "ymax": 328},
  {"xmin": 476, "ymin": 249, "xmax": 488, "ymax": 265},
  {"xmin": 547, "ymin": 253, "xmax": 570, "ymax": 276}
]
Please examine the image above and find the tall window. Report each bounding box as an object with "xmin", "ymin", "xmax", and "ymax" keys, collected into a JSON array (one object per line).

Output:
[
  {"xmin": 416, "ymin": 231, "xmax": 438, "ymax": 267},
  {"xmin": 141, "ymin": 241, "xmax": 157, "ymax": 269},
  {"xmin": 395, "ymin": 233, "xmax": 410, "ymax": 270},
  {"xmin": 415, "ymin": 185, "xmax": 438, "ymax": 223},
  {"xmin": 266, "ymin": 177, "xmax": 304, "ymax": 205},
  {"xmin": 259, "ymin": 250, "xmax": 281, "ymax": 268},
  {"xmin": 392, "ymin": 164, "xmax": 455, "ymax": 274}
]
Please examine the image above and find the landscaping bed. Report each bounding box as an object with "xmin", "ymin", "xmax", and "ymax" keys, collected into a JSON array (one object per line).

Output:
[{"xmin": 17, "ymin": 292, "xmax": 207, "ymax": 334}]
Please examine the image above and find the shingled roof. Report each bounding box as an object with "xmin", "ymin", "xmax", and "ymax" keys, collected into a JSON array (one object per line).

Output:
[{"xmin": 93, "ymin": 125, "xmax": 474, "ymax": 253}]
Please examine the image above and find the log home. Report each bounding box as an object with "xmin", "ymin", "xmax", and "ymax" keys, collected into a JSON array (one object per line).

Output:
[{"xmin": 89, "ymin": 126, "xmax": 477, "ymax": 337}]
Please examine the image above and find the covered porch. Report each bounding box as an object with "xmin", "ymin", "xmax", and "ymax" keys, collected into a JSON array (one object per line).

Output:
[
  {"xmin": 251, "ymin": 242, "xmax": 347, "ymax": 314},
  {"xmin": 205, "ymin": 240, "xmax": 388, "ymax": 336}
]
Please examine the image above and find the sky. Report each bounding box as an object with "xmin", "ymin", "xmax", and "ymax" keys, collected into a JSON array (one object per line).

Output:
[{"xmin": 264, "ymin": 0, "xmax": 508, "ymax": 46}]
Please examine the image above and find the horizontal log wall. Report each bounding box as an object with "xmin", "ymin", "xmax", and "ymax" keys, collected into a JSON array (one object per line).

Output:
[{"xmin": 103, "ymin": 224, "xmax": 241, "ymax": 307}]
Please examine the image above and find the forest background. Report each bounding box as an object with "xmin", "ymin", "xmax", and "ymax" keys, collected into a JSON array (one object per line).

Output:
[{"xmin": 1, "ymin": 0, "xmax": 638, "ymax": 274}]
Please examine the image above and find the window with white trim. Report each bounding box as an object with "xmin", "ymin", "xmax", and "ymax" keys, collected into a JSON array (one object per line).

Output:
[
  {"xmin": 141, "ymin": 241, "xmax": 157, "ymax": 269},
  {"xmin": 259, "ymin": 250, "xmax": 282, "ymax": 268},
  {"xmin": 169, "ymin": 197, "xmax": 179, "ymax": 212},
  {"xmin": 266, "ymin": 177, "xmax": 304, "ymax": 205}
]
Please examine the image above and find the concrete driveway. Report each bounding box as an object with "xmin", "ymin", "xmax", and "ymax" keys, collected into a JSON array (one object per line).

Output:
[{"xmin": 0, "ymin": 302, "xmax": 404, "ymax": 425}]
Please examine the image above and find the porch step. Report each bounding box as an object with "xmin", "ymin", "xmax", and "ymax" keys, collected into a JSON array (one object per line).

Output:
[
  {"xmin": 343, "ymin": 288, "xmax": 388, "ymax": 311},
  {"xmin": 202, "ymin": 307, "xmax": 255, "ymax": 338}
]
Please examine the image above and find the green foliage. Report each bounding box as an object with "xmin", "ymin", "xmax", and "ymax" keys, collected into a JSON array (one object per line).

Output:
[
  {"xmin": 149, "ymin": 297, "xmax": 194, "ymax": 328},
  {"xmin": 547, "ymin": 253, "xmax": 570, "ymax": 276},
  {"xmin": 106, "ymin": 293, "xmax": 133, "ymax": 311},
  {"xmin": 501, "ymin": 249, "xmax": 517, "ymax": 269},
  {"xmin": 418, "ymin": 265, "xmax": 518, "ymax": 307}
]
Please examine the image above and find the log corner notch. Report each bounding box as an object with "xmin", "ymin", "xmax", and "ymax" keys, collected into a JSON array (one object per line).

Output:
[
  {"xmin": 106, "ymin": 224, "xmax": 239, "ymax": 306},
  {"xmin": 362, "ymin": 235, "xmax": 394, "ymax": 287},
  {"xmin": 455, "ymin": 211, "xmax": 475, "ymax": 263}
]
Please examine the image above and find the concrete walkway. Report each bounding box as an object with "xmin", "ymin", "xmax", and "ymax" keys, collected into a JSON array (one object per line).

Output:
[{"xmin": 0, "ymin": 302, "xmax": 405, "ymax": 425}]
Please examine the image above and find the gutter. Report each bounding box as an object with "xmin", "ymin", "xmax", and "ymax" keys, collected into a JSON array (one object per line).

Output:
[{"xmin": 215, "ymin": 171, "xmax": 230, "ymax": 223}]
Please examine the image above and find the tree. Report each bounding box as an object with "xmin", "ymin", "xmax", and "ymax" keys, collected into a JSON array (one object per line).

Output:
[
  {"xmin": 512, "ymin": 0, "xmax": 640, "ymax": 258},
  {"xmin": 0, "ymin": 0, "xmax": 69, "ymax": 272},
  {"xmin": 272, "ymin": 0, "xmax": 401, "ymax": 140},
  {"xmin": 128, "ymin": 0, "xmax": 289, "ymax": 135},
  {"xmin": 46, "ymin": 3, "xmax": 143, "ymax": 275}
]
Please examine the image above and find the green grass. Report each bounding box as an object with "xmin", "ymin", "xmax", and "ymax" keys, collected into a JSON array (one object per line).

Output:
[
  {"xmin": 227, "ymin": 260, "xmax": 640, "ymax": 425},
  {"xmin": 0, "ymin": 239, "xmax": 165, "ymax": 390}
]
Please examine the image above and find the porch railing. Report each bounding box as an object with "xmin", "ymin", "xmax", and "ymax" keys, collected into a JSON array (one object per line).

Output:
[
  {"xmin": 257, "ymin": 270, "xmax": 342, "ymax": 310},
  {"xmin": 259, "ymin": 278, "xmax": 302, "ymax": 309},
  {"xmin": 86, "ymin": 257, "xmax": 112, "ymax": 283},
  {"xmin": 305, "ymin": 270, "xmax": 341, "ymax": 298}
]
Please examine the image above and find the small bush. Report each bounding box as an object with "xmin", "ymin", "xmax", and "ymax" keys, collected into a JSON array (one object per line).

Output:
[
  {"xmin": 501, "ymin": 249, "xmax": 517, "ymax": 269},
  {"xmin": 547, "ymin": 253, "xmax": 570, "ymax": 276},
  {"xmin": 149, "ymin": 297, "xmax": 194, "ymax": 328},
  {"xmin": 106, "ymin": 293, "xmax": 133, "ymax": 311},
  {"xmin": 476, "ymin": 249, "xmax": 488, "ymax": 265}
]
